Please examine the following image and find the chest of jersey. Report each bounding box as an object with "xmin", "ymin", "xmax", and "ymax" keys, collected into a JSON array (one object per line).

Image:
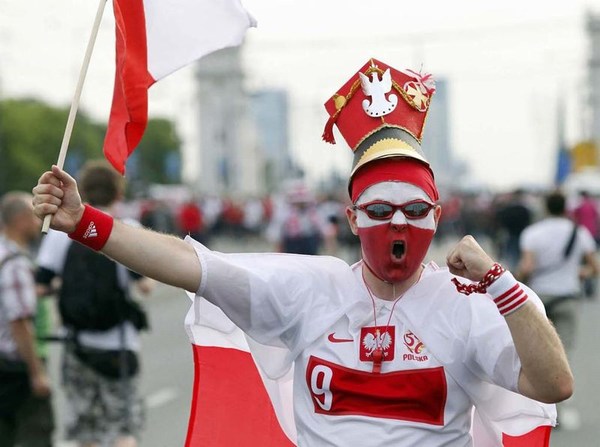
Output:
[{"xmin": 299, "ymin": 316, "xmax": 450, "ymax": 426}]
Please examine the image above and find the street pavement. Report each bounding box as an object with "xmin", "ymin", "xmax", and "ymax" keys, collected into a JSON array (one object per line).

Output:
[
  {"xmin": 550, "ymin": 295, "xmax": 600, "ymax": 446},
  {"xmin": 48, "ymin": 235, "xmax": 599, "ymax": 446}
]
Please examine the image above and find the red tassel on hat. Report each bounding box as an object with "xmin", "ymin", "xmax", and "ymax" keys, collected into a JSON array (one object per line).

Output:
[{"xmin": 322, "ymin": 115, "xmax": 337, "ymax": 144}]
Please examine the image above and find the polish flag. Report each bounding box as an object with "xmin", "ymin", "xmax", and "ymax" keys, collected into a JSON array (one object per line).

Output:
[
  {"xmin": 104, "ymin": 0, "xmax": 256, "ymax": 174},
  {"xmin": 184, "ymin": 298, "xmax": 297, "ymax": 446},
  {"xmin": 183, "ymin": 297, "xmax": 553, "ymax": 447}
]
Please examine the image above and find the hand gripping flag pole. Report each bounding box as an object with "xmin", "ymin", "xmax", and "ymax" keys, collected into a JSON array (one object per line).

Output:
[{"xmin": 41, "ymin": 0, "xmax": 108, "ymax": 234}]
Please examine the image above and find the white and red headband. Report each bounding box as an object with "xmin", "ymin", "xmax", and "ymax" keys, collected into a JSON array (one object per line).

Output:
[{"xmin": 350, "ymin": 158, "xmax": 439, "ymax": 203}]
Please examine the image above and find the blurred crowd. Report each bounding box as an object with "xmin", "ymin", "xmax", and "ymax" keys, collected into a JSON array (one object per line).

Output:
[
  {"xmin": 116, "ymin": 183, "xmax": 355, "ymax": 259},
  {"xmin": 110, "ymin": 186, "xmax": 600, "ymax": 266},
  {"xmin": 436, "ymin": 188, "xmax": 599, "ymax": 270}
]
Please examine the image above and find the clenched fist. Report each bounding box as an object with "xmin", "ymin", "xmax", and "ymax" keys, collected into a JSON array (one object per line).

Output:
[
  {"xmin": 32, "ymin": 165, "xmax": 85, "ymax": 233},
  {"xmin": 446, "ymin": 235, "xmax": 496, "ymax": 282}
]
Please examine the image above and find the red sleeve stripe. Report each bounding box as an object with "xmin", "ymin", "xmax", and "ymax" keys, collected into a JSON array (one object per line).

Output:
[
  {"xmin": 498, "ymin": 294, "xmax": 529, "ymax": 316},
  {"xmin": 494, "ymin": 287, "xmax": 525, "ymax": 308},
  {"xmin": 493, "ymin": 283, "xmax": 520, "ymax": 303},
  {"xmin": 492, "ymin": 283, "xmax": 529, "ymax": 316}
]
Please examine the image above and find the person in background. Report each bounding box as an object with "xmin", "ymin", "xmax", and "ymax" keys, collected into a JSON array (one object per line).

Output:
[
  {"xmin": 242, "ymin": 196, "xmax": 266, "ymax": 237},
  {"xmin": 518, "ymin": 190, "xmax": 599, "ymax": 430},
  {"xmin": 495, "ymin": 188, "xmax": 532, "ymax": 270},
  {"xmin": 219, "ymin": 198, "xmax": 245, "ymax": 237},
  {"xmin": 36, "ymin": 161, "xmax": 151, "ymax": 447},
  {"xmin": 573, "ymin": 190, "xmax": 599, "ymax": 299},
  {"xmin": 316, "ymin": 193, "xmax": 345, "ymax": 256},
  {"xmin": 140, "ymin": 198, "xmax": 176, "ymax": 234},
  {"xmin": 177, "ymin": 198, "xmax": 206, "ymax": 244},
  {"xmin": 573, "ymin": 190, "xmax": 599, "ymax": 244},
  {"xmin": 266, "ymin": 183, "xmax": 330, "ymax": 255},
  {"xmin": 0, "ymin": 192, "xmax": 54, "ymax": 447}
]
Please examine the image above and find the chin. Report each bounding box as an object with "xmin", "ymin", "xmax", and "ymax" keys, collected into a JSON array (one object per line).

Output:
[
  {"xmin": 379, "ymin": 268, "xmax": 418, "ymax": 284},
  {"xmin": 365, "ymin": 258, "xmax": 420, "ymax": 284}
]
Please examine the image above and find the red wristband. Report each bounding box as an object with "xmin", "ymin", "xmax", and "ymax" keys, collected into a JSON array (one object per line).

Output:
[{"xmin": 68, "ymin": 204, "xmax": 114, "ymax": 251}]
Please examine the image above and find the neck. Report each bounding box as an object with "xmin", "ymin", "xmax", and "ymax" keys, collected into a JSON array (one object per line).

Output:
[{"xmin": 361, "ymin": 262, "xmax": 423, "ymax": 301}]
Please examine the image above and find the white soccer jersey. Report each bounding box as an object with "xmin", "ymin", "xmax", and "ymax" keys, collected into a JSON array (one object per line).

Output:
[
  {"xmin": 191, "ymin": 241, "xmax": 549, "ymax": 446},
  {"xmin": 520, "ymin": 217, "xmax": 596, "ymax": 296}
]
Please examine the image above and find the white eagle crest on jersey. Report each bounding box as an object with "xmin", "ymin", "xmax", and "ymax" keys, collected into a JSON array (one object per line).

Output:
[
  {"xmin": 360, "ymin": 68, "xmax": 398, "ymax": 117},
  {"xmin": 362, "ymin": 331, "xmax": 392, "ymax": 357}
]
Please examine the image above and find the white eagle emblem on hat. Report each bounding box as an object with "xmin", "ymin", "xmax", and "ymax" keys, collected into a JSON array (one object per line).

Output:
[{"xmin": 360, "ymin": 69, "xmax": 398, "ymax": 118}]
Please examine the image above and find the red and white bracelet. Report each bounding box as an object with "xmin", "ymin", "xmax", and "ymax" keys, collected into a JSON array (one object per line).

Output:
[
  {"xmin": 451, "ymin": 263, "xmax": 506, "ymax": 295},
  {"xmin": 68, "ymin": 204, "xmax": 114, "ymax": 251},
  {"xmin": 452, "ymin": 263, "xmax": 529, "ymax": 316}
]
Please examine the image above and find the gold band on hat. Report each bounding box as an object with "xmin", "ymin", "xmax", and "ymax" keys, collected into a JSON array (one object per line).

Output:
[{"xmin": 350, "ymin": 138, "xmax": 428, "ymax": 177}]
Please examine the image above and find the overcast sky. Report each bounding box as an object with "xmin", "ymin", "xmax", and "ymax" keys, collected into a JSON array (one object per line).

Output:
[{"xmin": 1, "ymin": 0, "xmax": 598, "ymax": 190}]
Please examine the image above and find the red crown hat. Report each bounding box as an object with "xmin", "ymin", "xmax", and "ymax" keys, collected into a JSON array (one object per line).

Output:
[{"xmin": 322, "ymin": 58, "xmax": 436, "ymax": 178}]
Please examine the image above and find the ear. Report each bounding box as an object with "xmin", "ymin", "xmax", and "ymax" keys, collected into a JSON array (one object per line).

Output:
[
  {"xmin": 433, "ymin": 205, "xmax": 442, "ymax": 230},
  {"xmin": 345, "ymin": 205, "xmax": 359, "ymax": 236}
]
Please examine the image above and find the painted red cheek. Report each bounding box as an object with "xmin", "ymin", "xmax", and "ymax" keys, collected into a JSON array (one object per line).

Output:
[{"xmin": 358, "ymin": 224, "xmax": 434, "ymax": 283}]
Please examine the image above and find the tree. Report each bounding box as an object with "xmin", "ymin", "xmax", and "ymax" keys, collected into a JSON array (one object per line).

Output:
[
  {"xmin": 0, "ymin": 98, "xmax": 104, "ymax": 193},
  {"xmin": 0, "ymin": 99, "xmax": 182, "ymax": 195},
  {"xmin": 130, "ymin": 117, "xmax": 182, "ymax": 185}
]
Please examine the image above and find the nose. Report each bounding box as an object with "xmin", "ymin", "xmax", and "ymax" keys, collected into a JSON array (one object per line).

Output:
[{"xmin": 390, "ymin": 209, "xmax": 407, "ymax": 230}]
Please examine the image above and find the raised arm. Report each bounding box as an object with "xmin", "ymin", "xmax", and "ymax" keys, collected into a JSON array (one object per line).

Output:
[
  {"xmin": 447, "ymin": 235, "xmax": 573, "ymax": 404},
  {"xmin": 33, "ymin": 166, "xmax": 201, "ymax": 293}
]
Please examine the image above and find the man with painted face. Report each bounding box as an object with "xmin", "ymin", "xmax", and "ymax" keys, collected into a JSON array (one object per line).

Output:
[
  {"xmin": 348, "ymin": 158, "xmax": 439, "ymax": 286},
  {"xmin": 32, "ymin": 59, "xmax": 572, "ymax": 446}
]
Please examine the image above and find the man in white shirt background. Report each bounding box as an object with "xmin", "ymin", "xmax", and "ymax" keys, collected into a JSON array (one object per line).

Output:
[{"xmin": 518, "ymin": 190, "xmax": 600, "ymax": 430}]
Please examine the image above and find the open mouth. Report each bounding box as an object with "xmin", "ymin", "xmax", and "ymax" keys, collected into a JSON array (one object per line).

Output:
[{"xmin": 392, "ymin": 241, "xmax": 405, "ymax": 259}]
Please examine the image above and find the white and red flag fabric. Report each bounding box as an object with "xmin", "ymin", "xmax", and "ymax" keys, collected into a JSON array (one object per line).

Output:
[
  {"xmin": 104, "ymin": 0, "xmax": 256, "ymax": 174},
  {"xmin": 182, "ymin": 239, "xmax": 556, "ymax": 447},
  {"xmin": 184, "ymin": 298, "xmax": 297, "ymax": 446}
]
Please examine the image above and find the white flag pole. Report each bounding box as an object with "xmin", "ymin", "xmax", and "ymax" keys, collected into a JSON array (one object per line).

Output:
[{"xmin": 42, "ymin": 0, "xmax": 108, "ymax": 233}]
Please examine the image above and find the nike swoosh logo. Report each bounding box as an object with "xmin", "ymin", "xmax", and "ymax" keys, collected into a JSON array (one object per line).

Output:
[{"xmin": 328, "ymin": 333, "xmax": 354, "ymax": 343}]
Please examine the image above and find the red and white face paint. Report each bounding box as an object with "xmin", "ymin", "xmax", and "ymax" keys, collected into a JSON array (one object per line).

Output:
[{"xmin": 355, "ymin": 181, "xmax": 436, "ymax": 283}]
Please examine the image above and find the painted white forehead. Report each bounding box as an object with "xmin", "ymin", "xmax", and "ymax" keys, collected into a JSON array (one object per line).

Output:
[{"xmin": 356, "ymin": 181, "xmax": 432, "ymax": 205}]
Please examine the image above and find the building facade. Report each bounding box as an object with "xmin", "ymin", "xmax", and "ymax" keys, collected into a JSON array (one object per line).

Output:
[
  {"xmin": 194, "ymin": 47, "xmax": 262, "ymax": 195},
  {"xmin": 248, "ymin": 89, "xmax": 292, "ymax": 192}
]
